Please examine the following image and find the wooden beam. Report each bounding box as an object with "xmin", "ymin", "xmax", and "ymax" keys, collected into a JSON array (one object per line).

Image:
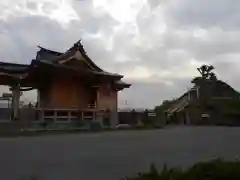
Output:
[{"xmin": 20, "ymin": 87, "xmax": 35, "ymax": 91}]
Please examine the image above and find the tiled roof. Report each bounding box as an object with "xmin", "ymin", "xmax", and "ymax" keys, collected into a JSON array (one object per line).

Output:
[
  {"xmin": 36, "ymin": 46, "xmax": 63, "ymax": 62},
  {"xmin": 36, "ymin": 41, "xmax": 123, "ymax": 77},
  {"xmin": 35, "ymin": 60, "xmax": 123, "ymax": 78},
  {"xmin": 115, "ymin": 80, "xmax": 131, "ymax": 88},
  {"xmin": 0, "ymin": 62, "xmax": 29, "ymax": 73},
  {"xmin": 0, "ymin": 40, "xmax": 131, "ymax": 89}
]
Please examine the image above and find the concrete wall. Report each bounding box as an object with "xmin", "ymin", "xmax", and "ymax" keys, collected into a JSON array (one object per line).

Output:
[
  {"xmin": 0, "ymin": 108, "xmax": 11, "ymax": 121},
  {"xmin": 0, "ymin": 108, "xmax": 36, "ymax": 135},
  {"xmin": 0, "ymin": 122, "xmax": 22, "ymax": 136},
  {"xmin": 20, "ymin": 108, "xmax": 36, "ymax": 122},
  {"xmin": 118, "ymin": 110, "xmax": 158, "ymax": 125},
  {"xmin": 118, "ymin": 111, "xmax": 142, "ymax": 125}
]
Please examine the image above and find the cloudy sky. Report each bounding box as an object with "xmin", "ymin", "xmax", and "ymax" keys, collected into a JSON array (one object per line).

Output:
[{"xmin": 0, "ymin": 0, "xmax": 240, "ymax": 108}]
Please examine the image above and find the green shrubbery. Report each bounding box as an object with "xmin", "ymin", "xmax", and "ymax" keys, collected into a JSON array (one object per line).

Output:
[
  {"xmin": 28, "ymin": 159, "xmax": 240, "ymax": 180},
  {"xmin": 123, "ymin": 159, "xmax": 240, "ymax": 180}
]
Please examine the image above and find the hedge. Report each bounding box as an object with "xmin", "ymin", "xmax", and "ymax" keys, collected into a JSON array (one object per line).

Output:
[{"xmin": 123, "ymin": 159, "xmax": 240, "ymax": 180}]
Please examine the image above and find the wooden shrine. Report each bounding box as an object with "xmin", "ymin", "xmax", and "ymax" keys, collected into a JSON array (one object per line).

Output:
[{"xmin": 0, "ymin": 40, "xmax": 131, "ymax": 127}]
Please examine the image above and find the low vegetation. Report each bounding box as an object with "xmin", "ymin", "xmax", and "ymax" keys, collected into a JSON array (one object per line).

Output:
[
  {"xmin": 154, "ymin": 99, "xmax": 176, "ymax": 117},
  {"xmin": 123, "ymin": 159, "xmax": 240, "ymax": 180},
  {"xmin": 28, "ymin": 159, "xmax": 240, "ymax": 180},
  {"xmin": 154, "ymin": 65, "xmax": 240, "ymax": 125}
]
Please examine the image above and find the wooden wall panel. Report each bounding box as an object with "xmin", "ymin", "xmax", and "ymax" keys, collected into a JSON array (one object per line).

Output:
[
  {"xmin": 39, "ymin": 73, "xmax": 119, "ymax": 110},
  {"xmin": 97, "ymin": 84, "xmax": 118, "ymax": 111},
  {"xmin": 39, "ymin": 74, "xmax": 92, "ymax": 109}
]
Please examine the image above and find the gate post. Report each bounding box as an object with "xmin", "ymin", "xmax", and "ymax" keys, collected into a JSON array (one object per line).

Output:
[{"xmin": 10, "ymin": 84, "xmax": 21, "ymax": 120}]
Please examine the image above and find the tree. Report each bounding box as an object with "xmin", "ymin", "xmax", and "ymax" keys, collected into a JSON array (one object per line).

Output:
[
  {"xmin": 192, "ymin": 65, "xmax": 217, "ymax": 85},
  {"xmin": 209, "ymin": 72, "xmax": 217, "ymax": 81},
  {"xmin": 197, "ymin": 64, "xmax": 214, "ymax": 79},
  {"xmin": 154, "ymin": 99, "xmax": 175, "ymax": 117}
]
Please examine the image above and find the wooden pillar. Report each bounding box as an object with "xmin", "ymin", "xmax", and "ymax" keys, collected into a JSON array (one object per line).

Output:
[
  {"xmin": 92, "ymin": 112, "xmax": 95, "ymax": 121},
  {"xmin": 68, "ymin": 111, "xmax": 71, "ymax": 121},
  {"xmin": 41, "ymin": 110, "xmax": 44, "ymax": 121},
  {"xmin": 96, "ymin": 89, "xmax": 100, "ymax": 108},
  {"xmin": 10, "ymin": 84, "xmax": 21, "ymax": 120},
  {"xmin": 37, "ymin": 89, "xmax": 40, "ymax": 108},
  {"xmin": 196, "ymin": 86, "xmax": 200, "ymax": 99},
  {"xmin": 81, "ymin": 111, "xmax": 84, "ymax": 121},
  {"xmin": 53, "ymin": 110, "xmax": 57, "ymax": 122}
]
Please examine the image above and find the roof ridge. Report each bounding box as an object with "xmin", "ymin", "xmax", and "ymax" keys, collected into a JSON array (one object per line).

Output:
[
  {"xmin": 38, "ymin": 45, "xmax": 63, "ymax": 55},
  {"xmin": 37, "ymin": 40, "xmax": 117, "ymax": 74},
  {"xmin": 0, "ymin": 61, "xmax": 30, "ymax": 67}
]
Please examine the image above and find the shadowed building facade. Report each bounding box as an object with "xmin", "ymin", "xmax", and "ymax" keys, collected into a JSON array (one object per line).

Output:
[{"xmin": 0, "ymin": 40, "xmax": 131, "ymax": 128}]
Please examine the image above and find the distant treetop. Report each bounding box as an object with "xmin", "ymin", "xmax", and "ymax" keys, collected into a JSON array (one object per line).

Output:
[{"xmin": 192, "ymin": 64, "xmax": 217, "ymax": 85}]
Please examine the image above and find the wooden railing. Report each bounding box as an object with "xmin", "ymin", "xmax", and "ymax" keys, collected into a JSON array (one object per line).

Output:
[
  {"xmin": 36, "ymin": 106, "xmax": 106, "ymax": 122},
  {"xmin": 88, "ymin": 103, "xmax": 97, "ymax": 108}
]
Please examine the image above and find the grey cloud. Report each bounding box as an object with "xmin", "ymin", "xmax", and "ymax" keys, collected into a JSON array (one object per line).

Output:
[
  {"xmin": 0, "ymin": 0, "xmax": 119, "ymax": 63},
  {"xmin": 161, "ymin": 28, "xmax": 240, "ymax": 61},
  {"xmin": 84, "ymin": 0, "xmax": 240, "ymax": 108},
  {"xmin": 41, "ymin": 2, "xmax": 59, "ymax": 15},
  {"xmin": 82, "ymin": 36, "xmax": 116, "ymax": 70},
  {"xmin": 119, "ymin": 78, "xmax": 191, "ymax": 108},
  {"xmin": 164, "ymin": 0, "xmax": 240, "ymax": 30},
  {"xmin": 212, "ymin": 54, "xmax": 240, "ymax": 81},
  {"xmin": 26, "ymin": 1, "xmax": 37, "ymax": 10},
  {"xmin": 147, "ymin": 0, "xmax": 165, "ymax": 9},
  {"xmin": 71, "ymin": 0, "xmax": 119, "ymax": 35},
  {"xmin": 112, "ymin": 0, "xmax": 240, "ymax": 108},
  {"xmin": 127, "ymin": 1, "xmax": 240, "ymax": 77},
  {"xmin": 0, "ymin": 0, "xmax": 240, "ymax": 108},
  {"xmin": 0, "ymin": 17, "xmax": 64, "ymax": 64}
]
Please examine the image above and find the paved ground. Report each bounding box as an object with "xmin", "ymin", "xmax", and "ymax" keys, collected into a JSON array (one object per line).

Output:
[{"xmin": 1, "ymin": 126, "xmax": 240, "ymax": 180}]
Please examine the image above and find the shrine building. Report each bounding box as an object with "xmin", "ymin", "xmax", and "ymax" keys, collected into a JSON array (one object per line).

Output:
[{"xmin": 0, "ymin": 40, "xmax": 131, "ymax": 128}]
